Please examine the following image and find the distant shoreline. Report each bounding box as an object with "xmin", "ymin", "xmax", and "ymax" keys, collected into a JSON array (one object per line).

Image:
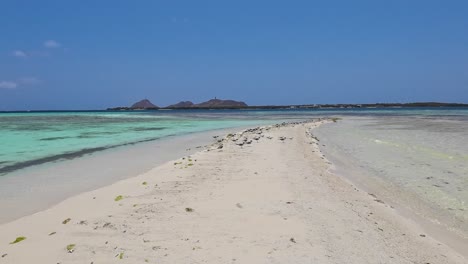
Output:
[
  {"xmin": 108, "ymin": 102, "xmax": 468, "ymax": 111},
  {"xmin": 1, "ymin": 103, "xmax": 468, "ymax": 113}
]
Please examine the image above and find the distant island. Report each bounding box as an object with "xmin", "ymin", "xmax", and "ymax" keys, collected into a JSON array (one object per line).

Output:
[
  {"xmin": 131, "ymin": 99, "xmax": 159, "ymax": 109},
  {"xmin": 166, "ymin": 101, "xmax": 195, "ymax": 108},
  {"xmin": 108, "ymin": 98, "xmax": 248, "ymax": 110},
  {"xmin": 106, "ymin": 99, "xmax": 468, "ymax": 111}
]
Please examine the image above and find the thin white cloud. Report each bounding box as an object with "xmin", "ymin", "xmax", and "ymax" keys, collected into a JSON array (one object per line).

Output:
[
  {"xmin": 30, "ymin": 51, "xmax": 50, "ymax": 57},
  {"xmin": 18, "ymin": 77, "xmax": 41, "ymax": 85},
  {"xmin": 12, "ymin": 50, "xmax": 28, "ymax": 58},
  {"xmin": 10, "ymin": 41, "xmax": 64, "ymax": 59},
  {"xmin": 44, "ymin": 40, "xmax": 61, "ymax": 48},
  {"xmin": 0, "ymin": 77, "xmax": 41, "ymax": 90},
  {"xmin": 171, "ymin": 17, "xmax": 189, "ymax": 23},
  {"xmin": 0, "ymin": 81, "xmax": 18, "ymax": 89}
]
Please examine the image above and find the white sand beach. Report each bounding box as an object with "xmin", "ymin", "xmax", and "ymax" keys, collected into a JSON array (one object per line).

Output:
[
  {"xmin": 0, "ymin": 127, "xmax": 257, "ymax": 224},
  {"xmin": 0, "ymin": 120, "xmax": 465, "ymax": 263}
]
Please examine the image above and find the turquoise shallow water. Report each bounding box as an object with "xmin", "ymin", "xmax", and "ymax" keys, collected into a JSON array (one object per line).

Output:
[
  {"xmin": 0, "ymin": 111, "xmax": 273, "ymax": 174},
  {"xmin": 1, "ymin": 108, "xmax": 468, "ymax": 175}
]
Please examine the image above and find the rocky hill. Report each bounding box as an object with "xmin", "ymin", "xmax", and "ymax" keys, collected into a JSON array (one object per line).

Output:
[
  {"xmin": 130, "ymin": 99, "xmax": 158, "ymax": 109},
  {"xmin": 166, "ymin": 101, "xmax": 195, "ymax": 108},
  {"xmin": 166, "ymin": 98, "xmax": 247, "ymax": 108},
  {"xmin": 108, "ymin": 98, "xmax": 248, "ymax": 110},
  {"xmin": 195, "ymin": 99, "xmax": 247, "ymax": 108}
]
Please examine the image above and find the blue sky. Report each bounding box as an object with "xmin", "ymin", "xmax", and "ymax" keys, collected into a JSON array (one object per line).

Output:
[{"xmin": 0, "ymin": 1, "xmax": 467, "ymax": 110}]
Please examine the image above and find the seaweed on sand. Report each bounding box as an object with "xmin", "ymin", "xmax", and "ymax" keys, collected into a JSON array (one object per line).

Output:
[
  {"xmin": 9, "ymin": 237, "xmax": 26, "ymax": 244},
  {"xmin": 66, "ymin": 244, "xmax": 76, "ymax": 253}
]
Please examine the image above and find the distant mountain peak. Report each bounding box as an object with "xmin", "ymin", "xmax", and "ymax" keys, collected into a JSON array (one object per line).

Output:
[
  {"xmin": 166, "ymin": 101, "xmax": 194, "ymax": 108},
  {"xmin": 166, "ymin": 98, "xmax": 247, "ymax": 108},
  {"xmin": 131, "ymin": 99, "xmax": 158, "ymax": 109},
  {"xmin": 195, "ymin": 98, "xmax": 247, "ymax": 108}
]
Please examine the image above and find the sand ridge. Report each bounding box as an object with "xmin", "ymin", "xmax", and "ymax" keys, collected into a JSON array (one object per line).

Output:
[{"xmin": 0, "ymin": 120, "xmax": 465, "ymax": 263}]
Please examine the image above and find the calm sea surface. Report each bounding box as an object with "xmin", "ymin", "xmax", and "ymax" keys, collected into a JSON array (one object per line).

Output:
[
  {"xmin": 0, "ymin": 111, "xmax": 271, "ymax": 175},
  {"xmin": 314, "ymin": 111, "xmax": 468, "ymax": 246},
  {"xmin": 1, "ymin": 108, "xmax": 467, "ymax": 175}
]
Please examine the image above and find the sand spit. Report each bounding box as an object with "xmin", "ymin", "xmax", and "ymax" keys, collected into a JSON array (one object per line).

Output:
[{"xmin": 0, "ymin": 119, "xmax": 465, "ymax": 263}]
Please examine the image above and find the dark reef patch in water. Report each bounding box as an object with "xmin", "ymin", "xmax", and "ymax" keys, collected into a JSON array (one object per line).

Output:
[
  {"xmin": 132, "ymin": 127, "xmax": 166, "ymax": 131},
  {"xmin": 77, "ymin": 135, "xmax": 93, "ymax": 139},
  {"xmin": 77, "ymin": 131, "xmax": 122, "ymax": 138},
  {"xmin": 40, "ymin": 136, "xmax": 71, "ymax": 141},
  {"xmin": 0, "ymin": 136, "xmax": 163, "ymax": 175}
]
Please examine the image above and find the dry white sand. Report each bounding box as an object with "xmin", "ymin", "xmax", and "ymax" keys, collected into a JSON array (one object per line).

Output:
[
  {"xmin": 0, "ymin": 127, "xmax": 252, "ymax": 224},
  {"xmin": 0, "ymin": 120, "xmax": 465, "ymax": 263}
]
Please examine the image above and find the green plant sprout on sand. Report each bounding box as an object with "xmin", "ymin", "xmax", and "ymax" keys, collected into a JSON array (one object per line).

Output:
[
  {"xmin": 114, "ymin": 195, "xmax": 124, "ymax": 202},
  {"xmin": 10, "ymin": 236, "xmax": 26, "ymax": 244},
  {"xmin": 66, "ymin": 244, "xmax": 76, "ymax": 253},
  {"xmin": 119, "ymin": 252, "xmax": 124, "ymax": 259}
]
